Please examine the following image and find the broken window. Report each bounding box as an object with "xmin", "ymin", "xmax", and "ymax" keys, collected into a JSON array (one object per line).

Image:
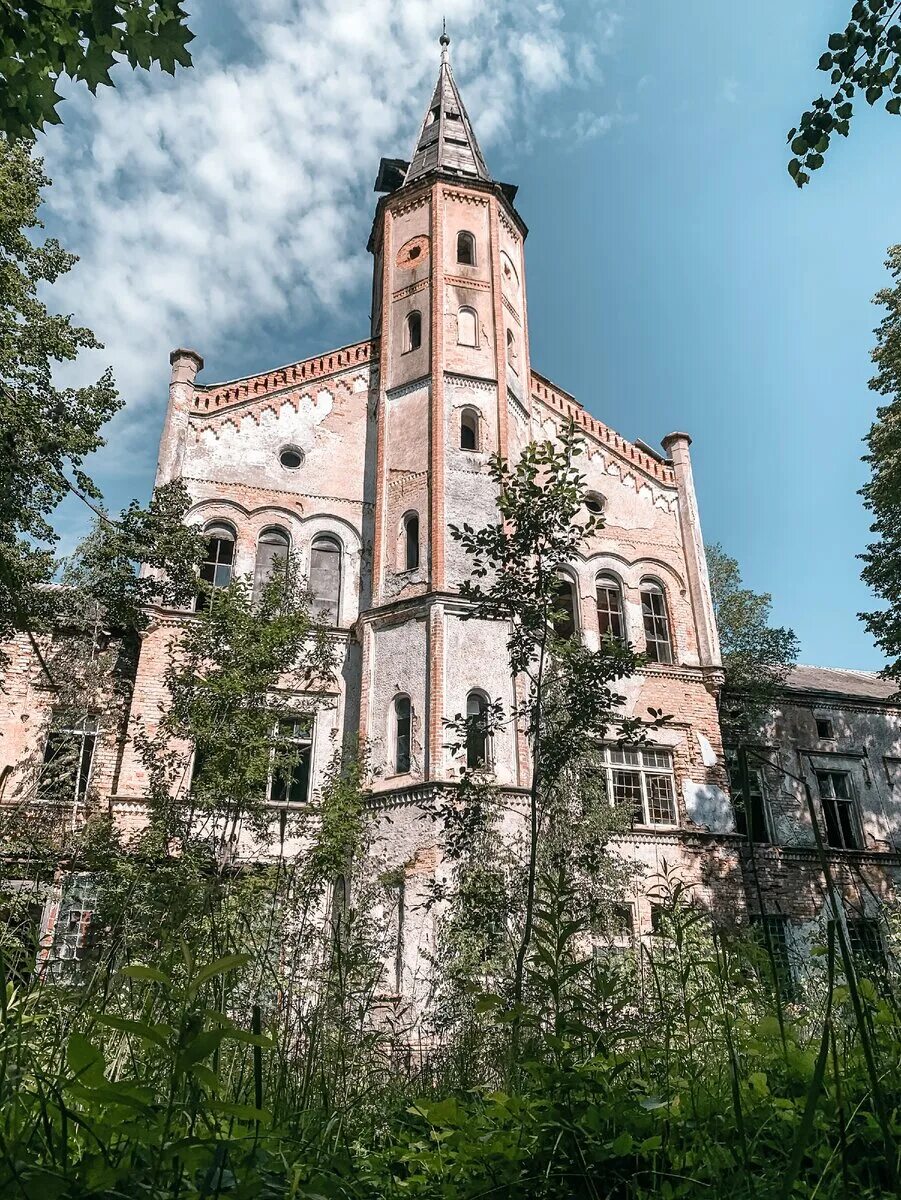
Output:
[
  {"xmin": 640, "ymin": 580, "xmax": 673, "ymax": 664},
  {"xmin": 456, "ymin": 230, "xmax": 475, "ymax": 265},
  {"xmin": 405, "ymin": 310, "xmax": 422, "ymax": 352},
  {"xmin": 552, "ymin": 575, "xmax": 577, "ymax": 640},
  {"xmin": 815, "ymin": 717, "xmax": 834, "ymax": 739},
  {"xmin": 750, "ymin": 913, "xmax": 796, "ymax": 1000},
  {"xmin": 602, "ymin": 745, "xmax": 677, "ymax": 826},
  {"xmin": 846, "ymin": 916, "xmax": 888, "ymax": 978},
  {"xmin": 596, "ymin": 574, "xmax": 625, "ymax": 643},
  {"xmin": 269, "ymin": 717, "xmax": 314, "ymax": 806},
  {"xmin": 196, "ymin": 523, "xmax": 235, "ymax": 610},
  {"xmin": 727, "ymin": 753, "xmax": 770, "ymax": 842},
  {"xmin": 460, "ymin": 409, "xmax": 478, "ymax": 451},
  {"xmin": 394, "ymin": 695, "xmax": 412, "ymax": 774},
  {"xmin": 252, "ymin": 527, "xmax": 290, "ymax": 604},
  {"xmin": 38, "ymin": 716, "xmax": 98, "ymax": 805},
  {"xmin": 465, "ymin": 690, "xmax": 491, "ymax": 769},
  {"xmin": 309, "ymin": 535, "xmax": 342, "ymax": 623},
  {"xmin": 815, "ymin": 770, "xmax": 861, "ymax": 850},
  {"xmin": 457, "ymin": 306, "xmax": 478, "ymax": 347}
]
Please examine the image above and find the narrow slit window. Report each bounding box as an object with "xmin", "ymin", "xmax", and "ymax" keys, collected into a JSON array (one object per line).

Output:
[
  {"xmin": 309, "ymin": 535, "xmax": 342, "ymax": 623},
  {"xmin": 404, "ymin": 513, "xmax": 420, "ymax": 571},
  {"xmin": 457, "ymin": 230, "xmax": 475, "ymax": 265},
  {"xmin": 460, "ymin": 409, "xmax": 478, "ymax": 451},
  {"xmin": 552, "ymin": 576, "xmax": 577, "ymax": 640},
  {"xmin": 394, "ymin": 696, "xmax": 412, "ymax": 774},
  {"xmin": 596, "ymin": 575, "xmax": 624, "ymax": 643},
  {"xmin": 405, "ymin": 311, "xmax": 422, "ymax": 352},
  {"xmin": 640, "ymin": 580, "xmax": 673, "ymax": 664},
  {"xmin": 466, "ymin": 691, "xmax": 491, "ymax": 769},
  {"xmin": 506, "ymin": 328, "xmax": 517, "ymax": 369}
]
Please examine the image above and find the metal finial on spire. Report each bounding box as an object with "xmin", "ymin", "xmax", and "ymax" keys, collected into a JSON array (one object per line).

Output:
[{"xmin": 439, "ymin": 19, "xmax": 450, "ymax": 59}]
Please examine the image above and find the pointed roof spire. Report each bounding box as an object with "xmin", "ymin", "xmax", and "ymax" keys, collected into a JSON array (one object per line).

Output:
[{"xmin": 404, "ymin": 29, "xmax": 491, "ymax": 186}]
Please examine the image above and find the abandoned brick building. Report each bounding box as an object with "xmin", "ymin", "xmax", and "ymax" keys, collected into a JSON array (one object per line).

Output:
[{"xmin": 2, "ymin": 36, "xmax": 900, "ymax": 991}]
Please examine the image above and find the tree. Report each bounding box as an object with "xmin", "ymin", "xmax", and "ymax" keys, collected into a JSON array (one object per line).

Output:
[
  {"xmin": 449, "ymin": 423, "xmax": 663, "ymax": 1023},
  {"xmin": 788, "ymin": 1, "xmax": 901, "ymax": 186},
  {"xmin": 706, "ymin": 542, "xmax": 799, "ymax": 741},
  {"xmin": 0, "ymin": 1, "xmax": 193, "ymax": 140},
  {"xmin": 860, "ymin": 245, "xmax": 901, "ymax": 689}
]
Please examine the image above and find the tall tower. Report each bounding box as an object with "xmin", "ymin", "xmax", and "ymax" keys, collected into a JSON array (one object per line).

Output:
[{"xmin": 362, "ymin": 34, "xmax": 529, "ymax": 793}]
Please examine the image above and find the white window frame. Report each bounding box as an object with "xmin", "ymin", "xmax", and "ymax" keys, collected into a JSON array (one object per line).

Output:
[
  {"xmin": 38, "ymin": 716, "xmax": 98, "ymax": 805},
  {"xmin": 266, "ymin": 715, "xmax": 315, "ymax": 807},
  {"xmin": 600, "ymin": 744, "xmax": 678, "ymax": 828}
]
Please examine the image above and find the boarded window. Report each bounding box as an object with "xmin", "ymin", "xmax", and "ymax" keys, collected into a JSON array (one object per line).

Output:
[
  {"xmin": 395, "ymin": 696, "xmax": 411, "ymax": 774},
  {"xmin": 596, "ymin": 575, "xmax": 624, "ymax": 642},
  {"xmin": 309, "ymin": 535, "xmax": 341, "ymax": 623},
  {"xmin": 252, "ymin": 527, "xmax": 290, "ymax": 604},
  {"xmin": 39, "ymin": 717, "xmax": 98, "ymax": 804},
  {"xmin": 640, "ymin": 581, "xmax": 673, "ymax": 664},
  {"xmin": 457, "ymin": 306, "xmax": 478, "ymax": 347}
]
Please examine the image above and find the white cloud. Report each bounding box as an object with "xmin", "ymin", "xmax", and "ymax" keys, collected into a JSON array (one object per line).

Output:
[{"xmin": 39, "ymin": 0, "xmax": 616, "ymax": 467}]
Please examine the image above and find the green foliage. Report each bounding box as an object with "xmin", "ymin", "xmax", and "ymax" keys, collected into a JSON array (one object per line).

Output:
[
  {"xmin": 861, "ymin": 245, "xmax": 901, "ymax": 689},
  {"xmin": 0, "ymin": 1, "xmax": 194, "ymax": 139},
  {"xmin": 706, "ymin": 542, "xmax": 800, "ymax": 740},
  {"xmin": 788, "ymin": 1, "xmax": 901, "ymax": 186}
]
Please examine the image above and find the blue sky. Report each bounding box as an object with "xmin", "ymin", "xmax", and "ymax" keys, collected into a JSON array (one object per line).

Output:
[{"xmin": 38, "ymin": 0, "xmax": 897, "ymax": 670}]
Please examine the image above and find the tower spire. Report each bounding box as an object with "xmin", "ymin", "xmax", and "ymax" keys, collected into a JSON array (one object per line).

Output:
[{"xmin": 404, "ymin": 31, "xmax": 490, "ymax": 185}]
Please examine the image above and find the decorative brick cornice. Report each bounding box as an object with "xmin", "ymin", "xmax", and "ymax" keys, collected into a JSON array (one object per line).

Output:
[
  {"xmin": 386, "ymin": 376, "xmax": 431, "ymax": 401},
  {"xmin": 392, "ymin": 279, "xmax": 430, "ymax": 301},
  {"xmin": 180, "ymin": 476, "xmax": 372, "ymax": 509},
  {"xmin": 442, "ymin": 188, "xmax": 490, "ymax": 207},
  {"xmin": 506, "ymin": 388, "xmax": 529, "ymax": 422},
  {"xmin": 498, "ymin": 209, "xmax": 520, "ymax": 241},
  {"xmin": 192, "ymin": 340, "xmax": 374, "ymax": 414},
  {"xmin": 445, "ymin": 371, "xmax": 496, "ymax": 393},
  {"xmin": 445, "ymin": 274, "xmax": 491, "ymax": 291},
  {"xmin": 390, "ymin": 191, "xmax": 431, "ymax": 218},
  {"xmin": 502, "ymin": 294, "xmax": 520, "ymax": 324}
]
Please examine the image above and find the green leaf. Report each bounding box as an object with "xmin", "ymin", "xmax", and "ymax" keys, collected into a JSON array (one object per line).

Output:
[
  {"xmin": 818, "ymin": 53, "xmax": 833, "ymax": 70},
  {"xmin": 120, "ymin": 963, "xmax": 172, "ymax": 986},
  {"xmin": 175, "ymin": 1029, "xmax": 226, "ymax": 1073},
  {"xmin": 887, "ymin": 96, "xmax": 901, "ymax": 114},
  {"xmin": 866, "ymin": 84, "xmax": 884, "ymax": 103},
  {"xmin": 828, "ymin": 33, "xmax": 847, "ymax": 51},
  {"xmin": 790, "ymin": 135, "xmax": 808, "ymax": 155},
  {"xmin": 188, "ymin": 952, "xmax": 250, "ymax": 994},
  {"xmin": 611, "ymin": 1132, "xmax": 633, "ymax": 1155},
  {"xmin": 67, "ymin": 1032, "xmax": 106, "ymax": 1087},
  {"xmin": 96, "ymin": 1014, "xmax": 172, "ymax": 1049}
]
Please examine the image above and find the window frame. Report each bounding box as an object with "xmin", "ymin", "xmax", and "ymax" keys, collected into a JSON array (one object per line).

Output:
[
  {"xmin": 595, "ymin": 573, "xmax": 625, "ymax": 644},
  {"xmin": 393, "ymin": 694, "xmax": 412, "ymax": 775},
  {"xmin": 402, "ymin": 512, "xmax": 420, "ymax": 572},
  {"xmin": 726, "ymin": 752, "xmax": 772, "ymax": 843},
  {"xmin": 38, "ymin": 715, "xmax": 98, "ymax": 806},
  {"xmin": 815, "ymin": 717, "xmax": 835, "ymax": 739},
  {"xmin": 197, "ymin": 521, "xmax": 236, "ymax": 610},
  {"xmin": 750, "ymin": 913, "xmax": 796, "ymax": 1000},
  {"xmin": 267, "ymin": 715, "xmax": 315, "ymax": 808},
  {"xmin": 552, "ymin": 573, "xmax": 579, "ymax": 640},
  {"xmin": 456, "ymin": 230, "xmax": 476, "ymax": 266},
  {"xmin": 505, "ymin": 327, "xmax": 518, "ymax": 372},
  {"xmin": 599, "ymin": 744, "xmax": 678, "ymax": 828},
  {"xmin": 460, "ymin": 408, "xmax": 479, "ymax": 452},
  {"xmin": 308, "ymin": 533, "xmax": 342, "ymax": 624},
  {"xmin": 640, "ymin": 578, "xmax": 674, "ymax": 665},
  {"xmin": 405, "ymin": 310, "xmax": 422, "ymax": 353},
  {"xmin": 252, "ymin": 526, "xmax": 291, "ymax": 604},
  {"xmin": 465, "ymin": 689, "xmax": 492, "ymax": 770},
  {"xmin": 815, "ymin": 768, "xmax": 862, "ymax": 850}
]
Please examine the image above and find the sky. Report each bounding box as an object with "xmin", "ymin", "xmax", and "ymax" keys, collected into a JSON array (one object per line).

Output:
[{"xmin": 35, "ymin": 0, "xmax": 900, "ymax": 671}]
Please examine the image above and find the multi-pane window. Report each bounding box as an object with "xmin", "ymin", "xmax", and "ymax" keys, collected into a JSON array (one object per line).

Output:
[
  {"xmin": 197, "ymin": 524, "xmax": 235, "ymax": 610},
  {"xmin": 252, "ymin": 527, "xmax": 290, "ymax": 604},
  {"xmin": 466, "ymin": 691, "xmax": 491, "ymax": 769},
  {"xmin": 309, "ymin": 535, "xmax": 342, "ymax": 623},
  {"xmin": 552, "ymin": 576, "xmax": 577, "ymax": 640},
  {"xmin": 596, "ymin": 575, "xmax": 625, "ymax": 643},
  {"xmin": 640, "ymin": 580, "xmax": 673, "ymax": 664},
  {"xmin": 750, "ymin": 913, "xmax": 795, "ymax": 999},
  {"xmin": 269, "ymin": 717, "xmax": 313, "ymax": 806},
  {"xmin": 726, "ymin": 753, "xmax": 770, "ymax": 843},
  {"xmin": 846, "ymin": 916, "xmax": 888, "ymax": 977},
  {"xmin": 394, "ymin": 695, "xmax": 412, "ymax": 774},
  {"xmin": 403, "ymin": 513, "xmax": 420, "ymax": 571},
  {"xmin": 600, "ymin": 745, "xmax": 677, "ymax": 826},
  {"xmin": 39, "ymin": 717, "xmax": 98, "ymax": 804},
  {"xmin": 593, "ymin": 903, "xmax": 635, "ymax": 958},
  {"xmin": 815, "ymin": 770, "xmax": 861, "ymax": 850}
]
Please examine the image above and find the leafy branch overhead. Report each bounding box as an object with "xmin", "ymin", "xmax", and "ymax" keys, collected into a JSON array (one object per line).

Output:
[
  {"xmin": 0, "ymin": 1, "xmax": 194, "ymax": 139},
  {"xmin": 788, "ymin": 1, "xmax": 901, "ymax": 186}
]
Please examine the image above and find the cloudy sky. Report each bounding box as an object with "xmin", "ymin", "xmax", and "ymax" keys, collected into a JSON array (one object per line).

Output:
[{"xmin": 37, "ymin": 0, "xmax": 900, "ymax": 670}]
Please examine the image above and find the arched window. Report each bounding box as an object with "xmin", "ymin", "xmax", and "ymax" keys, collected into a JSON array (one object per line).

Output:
[
  {"xmin": 197, "ymin": 522, "xmax": 235, "ymax": 610},
  {"xmin": 552, "ymin": 575, "xmax": 577, "ymax": 640},
  {"xmin": 506, "ymin": 328, "xmax": 517, "ymax": 369},
  {"xmin": 394, "ymin": 695, "xmax": 412, "ymax": 774},
  {"xmin": 405, "ymin": 311, "xmax": 422, "ymax": 352},
  {"xmin": 460, "ymin": 409, "xmax": 478, "ymax": 451},
  {"xmin": 596, "ymin": 574, "xmax": 625, "ymax": 643},
  {"xmin": 457, "ymin": 306, "xmax": 478, "ymax": 347},
  {"xmin": 252, "ymin": 527, "xmax": 290, "ymax": 604},
  {"xmin": 309, "ymin": 535, "xmax": 342, "ymax": 623},
  {"xmin": 403, "ymin": 512, "xmax": 420, "ymax": 571},
  {"xmin": 466, "ymin": 691, "xmax": 491, "ymax": 769},
  {"xmin": 457, "ymin": 230, "xmax": 476, "ymax": 266},
  {"xmin": 640, "ymin": 579, "xmax": 673, "ymax": 664}
]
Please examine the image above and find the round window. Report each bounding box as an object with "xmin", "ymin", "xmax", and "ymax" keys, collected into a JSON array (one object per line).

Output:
[
  {"xmin": 584, "ymin": 493, "xmax": 605, "ymax": 516},
  {"xmin": 279, "ymin": 446, "xmax": 304, "ymax": 470}
]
